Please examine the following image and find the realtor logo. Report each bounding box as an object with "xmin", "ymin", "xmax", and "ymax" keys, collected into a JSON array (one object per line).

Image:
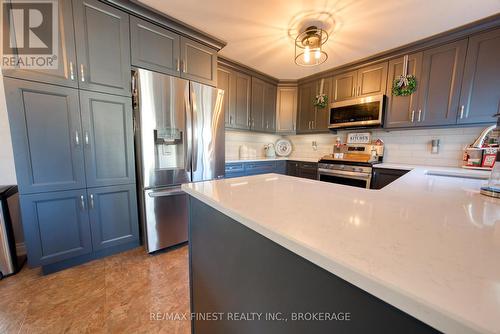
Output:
[{"xmin": 1, "ymin": 0, "xmax": 58, "ymax": 69}]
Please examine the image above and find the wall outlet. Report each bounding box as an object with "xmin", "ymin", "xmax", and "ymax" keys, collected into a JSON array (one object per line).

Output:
[{"xmin": 312, "ymin": 141, "xmax": 317, "ymax": 151}]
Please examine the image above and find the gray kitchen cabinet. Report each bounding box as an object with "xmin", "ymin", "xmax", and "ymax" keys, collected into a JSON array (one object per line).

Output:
[
  {"xmin": 217, "ymin": 67, "xmax": 233, "ymax": 127},
  {"xmin": 297, "ymin": 81, "xmax": 316, "ymax": 133},
  {"xmin": 356, "ymin": 63, "xmax": 388, "ymax": 97},
  {"xmin": 79, "ymin": 91, "xmax": 135, "ymax": 187},
  {"xmin": 385, "ymin": 53, "xmax": 423, "ymax": 128},
  {"xmin": 251, "ymin": 77, "xmax": 266, "ymax": 131},
  {"xmin": 263, "ymin": 82, "xmax": 277, "ymax": 132},
  {"xmin": 332, "ymin": 70, "xmax": 357, "ymax": 102},
  {"xmin": 180, "ymin": 37, "xmax": 217, "ymax": 86},
  {"xmin": 332, "ymin": 63, "xmax": 388, "ymax": 102},
  {"xmin": 20, "ymin": 189, "xmax": 93, "ymax": 266},
  {"xmin": 3, "ymin": 78, "xmax": 86, "ymax": 194},
  {"xmin": 276, "ymin": 85, "xmax": 298, "ymax": 133},
  {"xmin": 72, "ymin": 0, "xmax": 131, "ymax": 96},
  {"xmin": 130, "ymin": 16, "xmax": 181, "ymax": 76},
  {"xmin": 217, "ymin": 67, "xmax": 251, "ymax": 130},
  {"xmin": 315, "ymin": 77, "xmax": 332, "ymax": 131},
  {"xmin": 2, "ymin": 0, "xmax": 79, "ymax": 88},
  {"xmin": 458, "ymin": 28, "xmax": 500, "ymax": 125},
  {"xmin": 233, "ymin": 72, "xmax": 252, "ymax": 129},
  {"xmin": 417, "ymin": 39, "xmax": 467, "ymax": 126},
  {"xmin": 87, "ymin": 184, "xmax": 139, "ymax": 251}
]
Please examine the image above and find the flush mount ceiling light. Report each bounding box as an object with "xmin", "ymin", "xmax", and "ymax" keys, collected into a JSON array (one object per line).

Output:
[{"xmin": 295, "ymin": 26, "xmax": 328, "ymax": 66}]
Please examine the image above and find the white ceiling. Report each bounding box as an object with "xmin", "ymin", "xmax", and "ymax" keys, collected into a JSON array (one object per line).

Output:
[{"xmin": 138, "ymin": 0, "xmax": 500, "ymax": 80}]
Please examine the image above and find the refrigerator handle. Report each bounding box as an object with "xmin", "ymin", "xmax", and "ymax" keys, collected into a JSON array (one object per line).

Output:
[
  {"xmin": 191, "ymin": 87, "xmax": 199, "ymax": 173},
  {"xmin": 185, "ymin": 89, "xmax": 192, "ymax": 173}
]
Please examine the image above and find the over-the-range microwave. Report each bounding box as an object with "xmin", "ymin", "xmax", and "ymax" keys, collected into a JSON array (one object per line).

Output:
[{"xmin": 328, "ymin": 94, "xmax": 385, "ymax": 129}]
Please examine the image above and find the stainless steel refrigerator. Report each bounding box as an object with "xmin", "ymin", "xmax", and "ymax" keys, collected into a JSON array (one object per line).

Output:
[{"xmin": 132, "ymin": 69, "xmax": 225, "ymax": 253}]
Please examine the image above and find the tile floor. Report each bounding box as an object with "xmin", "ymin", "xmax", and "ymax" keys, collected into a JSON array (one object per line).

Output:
[{"xmin": 0, "ymin": 245, "xmax": 190, "ymax": 334}]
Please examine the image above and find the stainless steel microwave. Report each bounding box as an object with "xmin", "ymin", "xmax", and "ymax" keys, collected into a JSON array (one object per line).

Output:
[{"xmin": 328, "ymin": 94, "xmax": 385, "ymax": 129}]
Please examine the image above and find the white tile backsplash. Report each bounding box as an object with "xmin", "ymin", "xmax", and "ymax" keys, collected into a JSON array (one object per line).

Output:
[{"xmin": 225, "ymin": 126, "xmax": 488, "ymax": 167}]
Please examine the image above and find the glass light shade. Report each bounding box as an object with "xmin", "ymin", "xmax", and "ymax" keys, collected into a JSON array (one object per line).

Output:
[{"xmin": 295, "ymin": 26, "xmax": 328, "ymax": 66}]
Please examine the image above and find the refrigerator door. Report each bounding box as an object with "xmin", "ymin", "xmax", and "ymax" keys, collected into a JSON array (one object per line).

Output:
[
  {"xmin": 135, "ymin": 69, "xmax": 192, "ymax": 189},
  {"xmin": 143, "ymin": 186, "xmax": 188, "ymax": 253},
  {"xmin": 190, "ymin": 82, "xmax": 225, "ymax": 182}
]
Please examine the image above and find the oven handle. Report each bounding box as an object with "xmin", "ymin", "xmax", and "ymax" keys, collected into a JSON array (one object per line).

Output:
[{"xmin": 318, "ymin": 168, "xmax": 372, "ymax": 181}]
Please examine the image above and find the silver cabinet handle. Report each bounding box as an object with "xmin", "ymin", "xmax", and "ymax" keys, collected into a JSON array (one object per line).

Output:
[
  {"xmin": 460, "ymin": 105, "xmax": 465, "ymax": 119},
  {"xmin": 312, "ymin": 120, "xmax": 315, "ymax": 129},
  {"xmin": 80, "ymin": 64, "xmax": 85, "ymax": 82},
  {"xmin": 69, "ymin": 61, "xmax": 75, "ymax": 81},
  {"xmin": 352, "ymin": 86, "xmax": 355, "ymax": 96},
  {"xmin": 417, "ymin": 109, "xmax": 422, "ymax": 122},
  {"xmin": 411, "ymin": 110, "xmax": 415, "ymax": 123},
  {"xmin": 357, "ymin": 86, "xmax": 361, "ymax": 96},
  {"xmin": 229, "ymin": 115, "xmax": 233, "ymax": 124},
  {"xmin": 75, "ymin": 130, "xmax": 80, "ymax": 146},
  {"xmin": 80, "ymin": 195, "xmax": 85, "ymax": 210},
  {"xmin": 183, "ymin": 59, "xmax": 187, "ymax": 73},
  {"xmin": 176, "ymin": 59, "xmax": 180, "ymax": 72},
  {"xmin": 89, "ymin": 194, "xmax": 94, "ymax": 209},
  {"xmin": 84, "ymin": 131, "xmax": 89, "ymax": 146}
]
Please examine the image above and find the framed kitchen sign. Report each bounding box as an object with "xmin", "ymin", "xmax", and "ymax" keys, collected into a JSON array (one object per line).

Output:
[{"xmin": 347, "ymin": 132, "xmax": 371, "ymax": 144}]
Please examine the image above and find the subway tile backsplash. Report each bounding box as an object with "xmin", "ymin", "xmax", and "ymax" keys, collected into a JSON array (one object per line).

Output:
[{"xmin": 226, "ymin": 126, "xmax": 487, "ymax": 167}]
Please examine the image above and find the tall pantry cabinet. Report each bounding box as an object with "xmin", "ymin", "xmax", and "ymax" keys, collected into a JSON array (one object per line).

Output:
[{"xmin": 2, "ymin": 0, "xmax": 139, "ymax": 270}]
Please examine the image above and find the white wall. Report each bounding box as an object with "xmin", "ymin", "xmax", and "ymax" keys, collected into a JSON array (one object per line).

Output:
[
  {"xmin": 0, "ymin": 73, "xmax": 17, "ymax": 185},
  {"xmin": 225, "ymin": 126, "xmax": 487, "ymax": 168}
]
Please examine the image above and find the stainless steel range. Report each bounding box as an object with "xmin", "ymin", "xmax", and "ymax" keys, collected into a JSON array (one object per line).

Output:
[{"xmin": 318, "ymin": 142, "xmax": 384, "ymax": 189}]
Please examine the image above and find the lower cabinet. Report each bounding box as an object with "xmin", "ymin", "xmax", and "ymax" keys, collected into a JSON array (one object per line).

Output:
[
  {"xmin": 287, "ymin": 161, "xmax": 318, "ymax": 180},
  {"xmin": 371, "ymin": 168, "xmax": 410, "ymax": 189},
  {"xmin": 225, "ymin": 161, "xmax": 287, "ymax": 178},
  {"xmin": 20, "ymin": 184, "xmax": 139, "ymax": 267},
  {"xmin": 87, "ymin": 184, "xmax": 139, "ymax": 251}
]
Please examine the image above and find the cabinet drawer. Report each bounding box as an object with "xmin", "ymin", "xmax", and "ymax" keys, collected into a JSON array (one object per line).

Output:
[
  {"xmin": 245, "ymin": 161, "xmax": 276, "ymax": 175},
  {"xmin": 225, "ymin": 163, "xmax": 245, "ymax": 173},
  {"xmin": 225, "ymin": 172, "xmax": 246, "ymax": 179}
]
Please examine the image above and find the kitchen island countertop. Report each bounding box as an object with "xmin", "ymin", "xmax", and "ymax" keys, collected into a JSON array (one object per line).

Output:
[{"xmin": 182, "ymin": 166, "xmax": 500, "ymax": 334}]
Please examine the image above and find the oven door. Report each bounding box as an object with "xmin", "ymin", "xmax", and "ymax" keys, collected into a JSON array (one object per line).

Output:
[
  {"xmin": 329, "ymin": 95, "xmax": 384, "ymax": 129},
  {"xmin": 318, "ymin": 168, "xmax": 371, "ymax": 189}
]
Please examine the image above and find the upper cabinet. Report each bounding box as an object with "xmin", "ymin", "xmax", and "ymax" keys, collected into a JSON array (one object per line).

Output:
[
  {"xmin": 458, "ymin": 28, "xmax": 500, "ymax": 125},
  {"xmin": 332, "ymin": 62, "xmax": 388, "ymax": 102},
  {"xmin": 2, "ymin": 0, "xmax": 78, "ymax": 88},
  {"xmin": 263, "ymin": 81, "xmax": 277, "ymax": 132},
  {"xmin": 217, "ymin": 66, "xmax": 252, "ymax": 131},
  {"xmin": 385, "ymin": 53, "xmax": 423, "ymax": 128},
  {"xmin": 180, "ymin": 37, "xmax": 217, "ymax": 86},
  {"xmin": 250, "ymin": 77, "xmax": 266, "ymax": 132},
  {"xmin": 276, "ymin": 85, "xmax": 298, "ymax": 133},
  {"xmin": 72, "ymin": 0, "xmax": 131, "ymax": 96},
  {"xmin": 417, "ymin": 39, "xmax": 467, "ymax": 126},
  {"xmin": 130, "ymin": 16, "xmax": 181, "ymax": 76},
  {"xmin": 296, "ymin": 78, "xmax": 331, "ymax": 133}
]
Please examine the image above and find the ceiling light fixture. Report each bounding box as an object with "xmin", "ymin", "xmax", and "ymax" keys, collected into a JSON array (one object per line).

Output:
[{"xmin": 295, "ymin": 26, "xmax": 328, "ymax": 66}]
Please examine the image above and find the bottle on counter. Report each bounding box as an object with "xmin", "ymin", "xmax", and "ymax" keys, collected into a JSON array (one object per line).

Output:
[{"xmin": 481, "ymin": 151, "xmax": 500, "ymax": 198}]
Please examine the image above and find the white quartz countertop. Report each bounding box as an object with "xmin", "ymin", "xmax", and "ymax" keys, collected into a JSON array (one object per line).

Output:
[
  {"xmin": 226, "ymin": 157, "xmax": 319, "ymax": 163},
  {"xmin": 182, "ymin": 166, "xmax": 500, "ymax": 334}
]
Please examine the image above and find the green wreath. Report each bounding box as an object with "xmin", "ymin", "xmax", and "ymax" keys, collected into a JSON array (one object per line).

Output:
[
  {"xmin": 392, "ymin": 75, "xmax": 417, "ymax": 96},
  {"xmin": 313, "ymin": 94, "xmax": 328, "ymax": 108}
]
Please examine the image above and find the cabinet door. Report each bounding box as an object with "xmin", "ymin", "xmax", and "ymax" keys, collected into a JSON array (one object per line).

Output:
[
  {"xmin": 314, "ymin": 77, "xmax": 332, "ymax": 131},
  {"xmin": 276, "ymin": 86, "xmax": 297, "ymax": 133},
  {"xmin": 417, "ymin": 39, "xmax": 467, "ymax": 126},
  {"xmin": 251, "ymin": 77, "xmax": 266, "ymax": 131},
  {"xmin": 458, "ymin": 28, "xmax": 500, "ymax": 124},
  {"xmin": 73, "ymin": 0, "xmax": 131, "ymax": 96},
  {"xmin": 371, "ymin": 168, "xmax": 409, "ymax": 189},
  {"xmin": 356, "ymin": 62, "xmax": 388, "ymax": 97},
  {"xmin": 263, "ymin": 82, "xmax": 277, "ymax": 132},
  {"xmin": 286, "ymin": 161, "xmax": 300, "ymax": 177},
  {"xmin": 130, "ymin": 16, "xmax": 181, "ymax": 76},
  {"xmin": 233, "ymin": 71, "xmax": 252, "ymax": 129},
  {"xmin": 180, "ymin": 37, "xmax": 217, "ymax": 86},
  {"xmin": 87, "ymin": 184, "xmax": 139, "ymax": 251},
  {"xmin": 2, "ymin": 0, "xmax": 78, "ymax": 87},
  {"xmin": 80, "ymin": 91, "xmax": 135, "ymax": 187},
  {"xmin": 297, "ymin": 82, "xmax": 316, "ymax": 133},
  {"xmin": 20, "ymin": 190, "xmax": 92, "ymax": 266},
  {"xmin": 332, "ymin": 70, "xmax": 357, "ymax": 102},
  {"xmin": 217, "ymin": 67, "xmax": 234, "ymax": 127},
  {"xmin": 299, "ymin": 162, "xmax": 318, "ymax": 180},
  {"xmin": 385, "ymin": 53, "xmax": 423, "ymax": 128},
  {"xmin": 4, "ymin": 78, "xmax": 86, "ymax": 194}
]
